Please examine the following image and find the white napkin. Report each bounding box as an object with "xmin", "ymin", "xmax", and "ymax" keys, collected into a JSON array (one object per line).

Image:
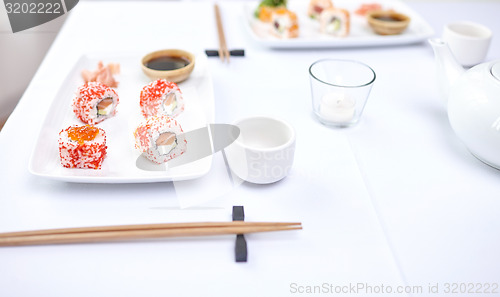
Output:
[{"xmin": 173, "ymin": 152, "xmax": 241, "ymax": 208}]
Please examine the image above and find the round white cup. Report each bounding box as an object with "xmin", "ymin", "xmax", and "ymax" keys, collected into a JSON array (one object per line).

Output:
[
  {"xmin": 442, "ymin": 21, "xmax": 492, "ymax": 67},
  {"xmin": 224, "ymin": 117, "xmax": 296, "ymax": 184}
]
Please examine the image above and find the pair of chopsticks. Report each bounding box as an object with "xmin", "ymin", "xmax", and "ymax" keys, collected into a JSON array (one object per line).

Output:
[
  {"xmin": 214, "ymin": 4, "xmax": 230, "ymax": 62},
  {"xmin": 0, "ymin": 221, "xmax": 302, "ymax": 247}
]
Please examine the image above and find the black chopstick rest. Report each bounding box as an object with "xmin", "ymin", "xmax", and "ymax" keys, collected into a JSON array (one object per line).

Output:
[
  {"xmin": 205, "ymin": 49, "xmax": 245, "ymax": 57},
  {"xmin": 229, "ymin": 49, "xmax": 245, "ymax": 57},
  {"xmin": 235, "ymin": 234, "xmax": 247, "ymax": 262},
  {"xmin": 232, "ymin": 205, "xmax": 245, "ymax": 221},
  {"xmin": 232, "ymin": 206, "xmax": 247, "ymax": 262}
]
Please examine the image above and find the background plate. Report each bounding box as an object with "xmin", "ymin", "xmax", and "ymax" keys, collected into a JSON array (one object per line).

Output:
[
  {"xmin": 244, "ymin": 0, "xmax": 434, "ymax": 48},
  {"xmin": 29, "ymin": 52, "xmax": 214, "ymax": 183}
]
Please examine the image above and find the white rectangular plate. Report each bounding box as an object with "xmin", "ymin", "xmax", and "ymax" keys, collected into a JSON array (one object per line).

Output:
[
  {"xmin": 244, "ymin": 0, "xmax": 434, "ymax": 48},
  {"xmin": 29, "ymin": 52, "xmax": 215, "ymax": 183}
]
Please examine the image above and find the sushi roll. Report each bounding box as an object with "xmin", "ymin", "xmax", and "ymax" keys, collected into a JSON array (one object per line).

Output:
[
  {"xmin": 134, "ymin": 115, "xmax": 187, "ymax": 164},
  {"xmin": 58, "ymin": 125, "xmax": 107, "ymax": 169},
  {"xmin": 319, "ymin": 8, "xmax": 350, "ymax": 37},
  {"xmin": 73, "ymin": 82, "xmax": 119, "ymax": 125},
  {"xmin": 308, "ymin": 0, "xmax": 334, "ymax": 19},
  {"xmin": 254, "ymin": 0, "xmax": 287, "ymax": 22},
  {"xmin": 256, "ymin": 6, "xmax": 277, "ymax": 23},
  {"xmin": 140, "ymin": 79, "xmax": 184, "ymax": 118},
  {"xmin": 270, "ymin": 8, "xmax": 299, "ymax": 39}
]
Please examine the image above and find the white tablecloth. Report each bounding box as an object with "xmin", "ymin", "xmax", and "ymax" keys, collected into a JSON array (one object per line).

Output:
[{"xmin": 1, "ymin": 1, "xmax": 500, "ymax": 296}]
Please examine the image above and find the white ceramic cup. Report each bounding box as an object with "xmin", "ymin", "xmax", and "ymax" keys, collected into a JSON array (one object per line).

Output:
[
  {"xmin": 224, "ymin": 117, "xmax": 296, "ymax": 184},
  {"xmin": 442, "ymin": 21, "xmax": 492, "ymax": 67}
]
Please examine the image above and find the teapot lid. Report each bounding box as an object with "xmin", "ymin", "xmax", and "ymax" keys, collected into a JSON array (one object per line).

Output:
[{"xmin": 492, "ymin": 62, "xmax": 500, "ymax": 82}]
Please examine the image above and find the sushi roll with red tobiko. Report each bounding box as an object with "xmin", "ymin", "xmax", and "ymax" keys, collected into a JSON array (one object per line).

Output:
[
  {"xmin": 134, "ymin": 115, "xmax": 187, "ymax": 164},
  {"xmin": 73, "ymin": 82, "xmax": 119, "ymax": 125},
  {"xmin": 140, "ymin": 79, "xmax": 185, "ymax": 118},
  {"xmin": 58, "ymin": 125, "xmax": 107, "ymax": 169}
]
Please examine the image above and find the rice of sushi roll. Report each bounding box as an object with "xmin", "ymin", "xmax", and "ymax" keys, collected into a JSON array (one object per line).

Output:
[
  {"xmin": 308, "ymin": 0, "xmax": 334, "ymax": 19},
  {"xmin": 270, "ymin": 8, "xmax": 299, "ymax": 39},
  {"xmin": 319, "ymin": 7, "xmax": 350, "ymax": 37},
  {"xmin": 140, "ymin": 79, "xmax": 184, "ymax": 118},
  {"xmin": 58, "ymin": 125, "xmax": 107, "ymax": 169},
  {"xmin": 134, "ymin": 115, "xmax": 187, "ymax": 164},
  {"xmin": 72, "ymin": 82, "xmax": 119, "ymax": 125}
]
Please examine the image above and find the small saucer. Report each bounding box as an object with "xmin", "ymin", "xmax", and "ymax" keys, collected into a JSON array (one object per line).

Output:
[
  {"xmin": 366, "ymin": 10, "xmax": 410, "ymax": 35},
  {"xmin": 141, "ymin": 49, "xmax": 195, "ymax": 83}
]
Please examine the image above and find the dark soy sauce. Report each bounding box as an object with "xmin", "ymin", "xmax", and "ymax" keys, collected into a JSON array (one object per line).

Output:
[
  {"xmin": 145, "ymin": 56, "xmax": 190, "ymax": 71},
  {"xmin": 375, "ymin": 16, "xmax": 404, "ymax": 22}
]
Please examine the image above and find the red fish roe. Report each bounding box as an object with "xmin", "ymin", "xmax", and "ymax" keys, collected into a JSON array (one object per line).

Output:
[
  {"xmin": 73, "ymin": 82, "xmax": 119, "ymax": 125},
  {"xmin": 58, "ymin": 125, "xmax": 107, "ymax": 169},
  {"xmin": 139, "ymin": 79, "xmax": 183, "ymax": 118},
  {"xmin": 67, "ymin": 125, "xmax": 99, "ymax": 144}
]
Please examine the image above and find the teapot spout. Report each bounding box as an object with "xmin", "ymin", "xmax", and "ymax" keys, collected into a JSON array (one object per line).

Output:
[{"xmin": 428, "ymin": 38, "xmax": 465, "ymax": 104}]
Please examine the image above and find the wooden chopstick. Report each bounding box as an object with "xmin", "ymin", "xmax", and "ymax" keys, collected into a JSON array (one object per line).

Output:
[
  {"xmin": 0, "ymin": 221, "xmax": 302, "ymax": 247},
  {"xmin": 0, "ymin": 221, "xmax": 300, "ymax": 237},
  {"xmin": 214, "ymin": 4, "xmax": 230, "ymax": 63}
]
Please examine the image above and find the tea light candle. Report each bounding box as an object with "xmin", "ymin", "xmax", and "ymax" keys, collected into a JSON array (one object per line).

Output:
[{"xmin": 319, "ymin": 93, "xmax": 355, "ymax": 123}]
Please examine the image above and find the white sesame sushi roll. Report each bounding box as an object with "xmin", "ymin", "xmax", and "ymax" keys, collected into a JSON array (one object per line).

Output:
[
  {"xmin": 73, "ymin": 82, "xmax": 119, "ymax": 125},
  {"xmin": 140, "ymin": 79, "xmax": 184, "ymax": 118},
  {"xmin": 134, "ymin": 115, "xmax": 187, "ymax": 164},
  {"xmin": 319, "ymin": 8, "xmax": 350, "ymax": 37},
  {"xmin": 58, "ymin": 125, "xmax": 107, "ymax": 169}
]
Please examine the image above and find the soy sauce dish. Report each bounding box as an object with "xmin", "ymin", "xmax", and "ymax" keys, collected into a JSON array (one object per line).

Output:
[
  {"xmin": 366, "ymin": 10, "xmax": 411, "ymax": 35},
  {"xmin": 141, "ymin": 49, "xmax": 195, "ymax": 83}
]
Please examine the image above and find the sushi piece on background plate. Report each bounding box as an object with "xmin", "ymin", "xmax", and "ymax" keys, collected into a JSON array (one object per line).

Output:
[
  {"xmin": 134, "ymin": 115, "xmax": 187, "ymax": 164},
  {"xmin": 319, "ymin": 7, "xmax": 350, "ymax": 37},
  {"xmin": 256, "ymin": 6, "xmax": 277, "ymax": 23},
  {"xmin": 254, "ymin": 0, "xmax": 287, "ymax": 22},
  {"xmin": 58, "ymin": 125, "xmax": 107, "ymax": 169},
  {"xmin": 270, "ymin": 8, "xmax": 299, "ymax": 39},
  {"xmin": 140, "ymin": 79, "xmax": 185, "ymax": 119},
  {"xmin": 308, "ymin": 0, "xmax": 334, "ymax": 19},
  {"xmin": 72, "ymin": 81, "xmax": 119, "ymax": 125}
]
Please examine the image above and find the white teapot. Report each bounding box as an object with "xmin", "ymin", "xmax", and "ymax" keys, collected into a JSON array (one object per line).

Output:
[{"xmin": 429, "ymin": 38, "xmax": 500, "ymax": 168}]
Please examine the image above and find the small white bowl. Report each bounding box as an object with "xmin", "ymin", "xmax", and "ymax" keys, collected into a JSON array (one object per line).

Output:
[{"xmin": 225, "ymin": 116, "xmax": 296, "ymax": 184}]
